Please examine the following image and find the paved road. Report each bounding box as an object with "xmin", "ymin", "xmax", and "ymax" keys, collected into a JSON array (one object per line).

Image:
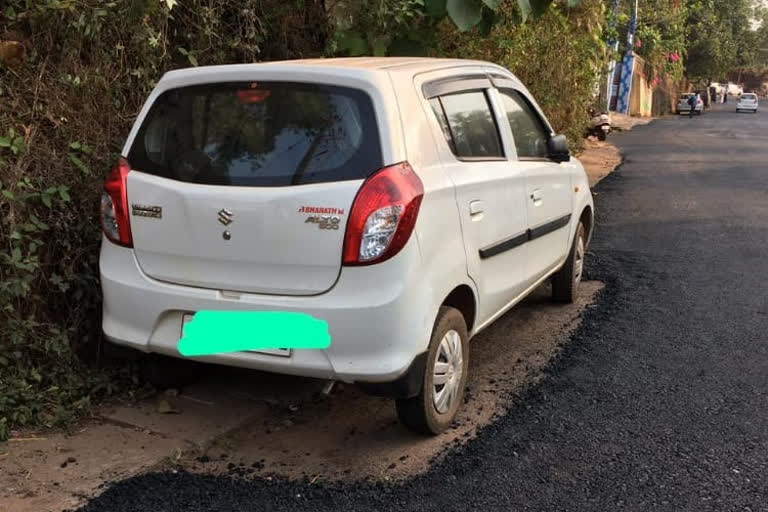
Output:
[{"xmin": 78, "ymin": 105, "xmax": 768, "ymax": 511}]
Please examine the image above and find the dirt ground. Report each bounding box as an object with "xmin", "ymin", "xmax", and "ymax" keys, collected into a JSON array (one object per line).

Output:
[
  {"xmin": 610, "ymin": 112, "xmax": 654, "ymax": 131},
  {"xmin": 578, "ymin": 138, "xmax": 623, "ymax": 187},
  {"xmin": 182, "ymin": 283, "xmax": 604, "ymax": 483},
  {"xmin": 0, "ymin": 424, "xmax": 183, "ymax": 512},
  {"xmin": 1, "ymin": 282, "xmax": 602, "ymax": 512}
]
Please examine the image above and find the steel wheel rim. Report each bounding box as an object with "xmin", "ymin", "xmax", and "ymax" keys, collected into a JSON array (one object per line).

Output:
[
  {"xmin": 574, "ymin": 235, "xmax": 585, "ymax": 284},
  {"xmin": 432, "ymin": 329, "xmax": 463, "ymax": 414}
]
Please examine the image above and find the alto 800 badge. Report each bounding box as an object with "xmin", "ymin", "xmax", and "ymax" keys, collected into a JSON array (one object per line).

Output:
[{"xmin": 305, "ymin": 215, "xmax": 341, "ymax": 230}]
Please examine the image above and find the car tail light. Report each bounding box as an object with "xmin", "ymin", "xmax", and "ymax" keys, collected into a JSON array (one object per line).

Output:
[
  {"xmin": 343, "ymin": 162, "xmax": 423, "ymax": 266},
  {"xmin": 100, "ymin": 157, "xmax": 133, "ymax": 247}
]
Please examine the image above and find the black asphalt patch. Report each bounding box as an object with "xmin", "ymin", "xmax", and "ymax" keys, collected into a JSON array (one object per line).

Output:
[{"xmin": 76, "ymin": 106, "xmax": 768, "ymax": 511}]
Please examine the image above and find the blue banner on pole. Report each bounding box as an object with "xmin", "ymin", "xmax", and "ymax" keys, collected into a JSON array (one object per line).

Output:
[{"xmin": 616, "ymin": 53, "xmax": 635, "ymax": 115}]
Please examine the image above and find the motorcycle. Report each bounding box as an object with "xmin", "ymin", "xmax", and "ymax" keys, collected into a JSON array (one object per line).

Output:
[{"xmin": 587, "ymin": 109, "xmax": 612, "ymax": 141}]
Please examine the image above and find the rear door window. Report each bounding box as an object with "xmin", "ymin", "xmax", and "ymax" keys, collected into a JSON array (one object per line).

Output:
[
  {"xmin": 128, "ymin": 82, "xmax": 382, "ymax": 186},
  {"xmin": 430, "ymin": 91, "xmax": 503, "ymax": 159}
]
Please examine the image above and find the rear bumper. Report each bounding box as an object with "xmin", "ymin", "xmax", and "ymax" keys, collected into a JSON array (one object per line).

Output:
[{"xmin": 100, "ymin": 237, "xmax": 433, "ymax": 384}]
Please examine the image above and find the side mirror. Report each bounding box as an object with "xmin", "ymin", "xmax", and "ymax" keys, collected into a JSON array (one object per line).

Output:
[{"xmin": 548, "ymin": 134, "xmax": 570, "ymax": 163}]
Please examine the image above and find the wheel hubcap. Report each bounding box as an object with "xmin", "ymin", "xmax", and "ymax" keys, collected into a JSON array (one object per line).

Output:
[
  {"xmin": 432, "ymin": 329, "xmax": 463, "ymax": 414},
  {"xmin": 574, "ymin": 235, "xmax": 585, "ymax": 284}
]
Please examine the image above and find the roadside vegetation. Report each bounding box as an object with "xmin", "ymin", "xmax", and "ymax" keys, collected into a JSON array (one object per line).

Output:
[{"xmin": 0, "ymin": 0, "xmax": 765, "ymax": 440}]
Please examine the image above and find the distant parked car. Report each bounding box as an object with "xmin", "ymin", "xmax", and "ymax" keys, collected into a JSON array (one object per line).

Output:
[
  {"xmin": 677, "ymin": 93, "xmax": 703, "ymax": 115},
  {"xmin": 99, "ymin": 57, "xmax": 595, "ymax": 435},
  {"xmin": 736, "ymin": 93, "xmax": 758, "ymax": 113}
]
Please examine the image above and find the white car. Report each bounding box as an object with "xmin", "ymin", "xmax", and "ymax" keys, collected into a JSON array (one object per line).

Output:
[
  {"xmin": 677, "ymin": 93, "xmax": 703, "ymax": 115},
  {"xmin": 100, "ymin": 58, "xmax": 594, "ymax": 434},
  {"xmin": 737, "ymin": 93, "xmax": 758, "ymax": 113}
]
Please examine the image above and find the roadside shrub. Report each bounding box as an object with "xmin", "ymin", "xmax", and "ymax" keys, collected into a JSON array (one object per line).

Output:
[
  {"xmin": 0, "ymin": 0, "xmax": 328, "ymax": 440},
  {"xmin": 433, "ymin": 0, "xmax": 607, "ymax": 147},
  {"xmin": 0, "ymin": 0, "xmax": 605, "ymax": 440}
]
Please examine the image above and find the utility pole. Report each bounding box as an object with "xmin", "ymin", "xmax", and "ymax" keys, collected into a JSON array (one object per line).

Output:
[
  {"xmin": 627, "ymin": 0, "xmax": 638, "ymax": 51},
  {"xmin": 616, "ymin": 0, "xmax": 639, "ymax": 114},
  {"xmin": 604, "ymin": 0, "xmax": 622, "ymax": 112}
]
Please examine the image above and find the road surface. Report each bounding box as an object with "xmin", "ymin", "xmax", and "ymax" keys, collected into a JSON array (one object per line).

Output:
[{"xmin": 77, "ymin": 105, "xmax": 768, "ymax": 511}]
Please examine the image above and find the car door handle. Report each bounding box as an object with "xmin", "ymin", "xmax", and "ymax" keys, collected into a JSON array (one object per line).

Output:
[
  {"xmin": 530, "ymin": 189, "xmax": 543, "ymax": 203},
  {"xmin": 469, "ymin": 200, "xmax": 485, "ymax": 219}
]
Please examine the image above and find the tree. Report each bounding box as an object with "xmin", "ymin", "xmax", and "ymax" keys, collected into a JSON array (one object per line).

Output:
[
  {"xmin": 330, "ymin": 0, "xmax": 584, "ymax": 57},
  {"xmin": 684, "ymin": 0, "xmax": 758, "ymax": 81}
]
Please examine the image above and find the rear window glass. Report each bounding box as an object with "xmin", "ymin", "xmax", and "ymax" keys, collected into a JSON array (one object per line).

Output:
[
  {"xmin": 743, "ymin": 94, "xmax": 756, "ymax": 99},
  {"xmin": 127, "ymin": 82, "xmax": 382, "ymax": 186}
]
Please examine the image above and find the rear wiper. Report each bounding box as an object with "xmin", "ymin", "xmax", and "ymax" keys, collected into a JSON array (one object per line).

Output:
[{"xmin": 291, "ymin": 126, "xmax": 328, "ymax": 185}]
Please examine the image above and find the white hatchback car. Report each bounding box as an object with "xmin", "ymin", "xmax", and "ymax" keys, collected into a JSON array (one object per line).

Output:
[
  {"xmin": 677, "ymin": 93, "xmax": 703, "ymax": 115},
  {"xmin": 100, "ymin": 57, "xmax": 594, "ymax": 434},
  {"xmin": 736, "ymin": 93, "xmax": 758, "ymax": 113}
]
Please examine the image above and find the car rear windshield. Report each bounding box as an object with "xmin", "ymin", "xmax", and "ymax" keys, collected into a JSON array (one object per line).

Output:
[
  {"xmin": 743, "ymin": 94, "xmax": 757, "ymax": 100},
  {"xmin": 127, "ymin": 82, "xmax": 382, "ymax": 186}
]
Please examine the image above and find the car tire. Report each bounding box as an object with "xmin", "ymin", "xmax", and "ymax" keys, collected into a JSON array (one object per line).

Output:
[
  {"xmin": 140, "ymin": 354, "xmax": 205, "ymax": 390},
  {"xmin": 551, "ymin": 222, "xmax": 586, "ymax": 304},
  {"xmin": 597, "ymin": 130, "xmax": 607, "ymax": 141},
  {"xmin": 395, "ymin": 306, "xmax": 469, "ymax": 435}
]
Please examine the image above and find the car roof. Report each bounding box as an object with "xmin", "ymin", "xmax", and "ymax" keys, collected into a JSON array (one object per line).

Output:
[
  {"xmin": 262, "ymin": 57, "xmax": 487, "ymax": 71},
  {"xmin": 159, "ymin": 57, "xmax": 517, "ymax": 86}
]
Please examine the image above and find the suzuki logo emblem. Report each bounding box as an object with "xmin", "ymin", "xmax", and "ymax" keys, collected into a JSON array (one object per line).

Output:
[{"xmin": 218, "ymin": 208, "xmax": 234, "ymax": 226}]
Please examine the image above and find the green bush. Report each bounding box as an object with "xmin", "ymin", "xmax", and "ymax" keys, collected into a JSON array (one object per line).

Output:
[
  {"xmin": 0, "ymin": 0, "xmax": 328, "ymax": 440},
  {"xmin": 433, "ymin": 0, "xmax": 607, "ymax": 147},
  {"xmin": 0, "ymin": 0, "xmax": 605, "ymax": 440}
]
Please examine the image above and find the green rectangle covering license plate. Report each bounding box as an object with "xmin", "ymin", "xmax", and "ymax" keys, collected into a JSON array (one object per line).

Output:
[{"xmin": 179, "ymin": 311, "xmax": 331, "ymax": 357}]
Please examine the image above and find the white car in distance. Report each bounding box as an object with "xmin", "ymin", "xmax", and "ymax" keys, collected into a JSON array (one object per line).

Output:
[
  {"xmin": 99, "ymin": 57, "xmax": 595, "ymax": 434},
  {"xmin": 677, "ymin": 93, "xmax": 703, "ymax": 115},
  {"xmin": 736, "ymin": 93, "xmax": 758, "ymax": 113}
]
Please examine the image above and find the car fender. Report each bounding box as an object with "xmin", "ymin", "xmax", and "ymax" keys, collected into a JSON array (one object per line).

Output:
[
  {"xmin": 567, "ymin": 157, "xmax": 595, "ymax": 246},
  {"xmin": 391, "ymin": 70, "xmax": 480, "ymax": 347},
  {"xmin": 412, "ymin": 187, "xmax": 480, "ymax": 341}
]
